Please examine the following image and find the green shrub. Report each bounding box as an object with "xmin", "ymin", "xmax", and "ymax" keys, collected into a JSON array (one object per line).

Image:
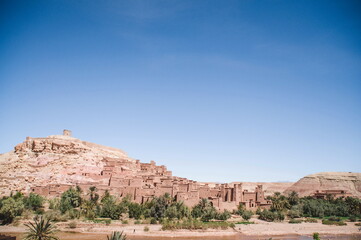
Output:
[
  {"xmin": 289, "ymin": 219, "xmax": 302, "ymax": 224},
  {"xmin": 191, "ymin": 199, "xmax": 217, "ymax": 221},
  {"xmin": 150, "ymin": 218, "xmax": 157, "ymax": 224},
  {"xmin": 216, "ymin": 210, "xmax": 231, "ymax": 220},
  {"xmin": 122, "ymin": 220, "xmax": 128, "ymax": 224},
  {"xmin": 24, "ymin": 193, "xmax": 44, "ymax": 211},
  {"xmin": 48, "ymin": 198, "xmax": 60, "ymax": 210},
  {"xmin": 68, "ymin": 208, "xmax": 80, "ymax": 219},
  {"xmin": 237, "ymin": 203, "xmax": 245, "ymax": 215},
  {"xmin": 22, "ymin": 209, "xmax": 33, "ymax": 220},
  {"xmin": 44, "ymin": 210, "xmax": 68, "ymax": 222},
  {"xmin": 288, "ymin": 209, "xmax": 302, "ymax": 219},
  {"xmin": 313, "ymin": 232, "xmax": 320, "ymax": 240},
  {"xmin": 235, "ymin": 221, "xmax": 254, "ymax": 224},
  {"xmin": 328, "ymin": 216, "xmax": 341, "ymax": 222},
  {"xmin": 161, "ymin": 219, "xmax": 234, "ymax": 230},
  {"xmin": 35, "ymin": 208, "xmax": 45, "ymax": 215},
  {"xmin": 144, "ymin": 226, "xmax": 149, "ymax": 232},
  {"xmin": 69, "ymin": 221, "xmax": 77, "ymax": 229},
  {"xmin": 59, "ymin": 187, "xmax": 82, "ymax": 213},
  {"xmin": 134, "ymin": 220, "xmax": 141, "ymax": 224},
  {"xmin": 322, "ymin": 219, "xmax": 346, "ymax": 226},
  {"xmin": 242, "ymin": 210, "xmax": 253, "ymax": 221},
  {"xmin": 105, "ymin": 219, "xmax": 111, "ymax": 225},
  {"xmin": 304, "ymin": 218, "xmax": 318, "ymax": 223},
  {"xmin": 0, "ymin": 197, "xmax": 25, "ymax": 224}
]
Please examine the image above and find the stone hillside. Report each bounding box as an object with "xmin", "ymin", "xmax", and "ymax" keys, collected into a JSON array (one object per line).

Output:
[
  {"xmin": 285, "ymin": 172, "xmax": 361, "ymax": 197},
  {"xmin": 0, "ymin": 132, "xmax": 135, "ymax": 196}
]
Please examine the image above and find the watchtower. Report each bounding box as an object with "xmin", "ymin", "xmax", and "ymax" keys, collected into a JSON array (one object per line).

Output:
[{"xmin": 63, "ymin": 129, "xmax": 72, "ymax": 136}]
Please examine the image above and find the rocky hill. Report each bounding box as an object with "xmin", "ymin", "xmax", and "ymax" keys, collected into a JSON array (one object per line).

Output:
[
  {"xmin": 0, "ymin": 130, "xmax": 135, "ymax": 196},
  {"xmin": 285, "ymin": 172, "xmax": 361, "ymax": 197}
]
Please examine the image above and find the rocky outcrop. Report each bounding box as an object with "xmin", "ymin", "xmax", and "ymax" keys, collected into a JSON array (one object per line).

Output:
[
  {"xmin": 0, "ymin": 133, "xmax": 133, "ymax": 196},
  {"xmin": 285, "ymin": 172, "xmax": 361, "ymax": 197}
]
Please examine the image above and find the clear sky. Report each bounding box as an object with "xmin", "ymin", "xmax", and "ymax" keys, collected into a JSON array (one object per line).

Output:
[{"xmin": 0, "ymin": 0, "xmax": 360, "ymax": 183}]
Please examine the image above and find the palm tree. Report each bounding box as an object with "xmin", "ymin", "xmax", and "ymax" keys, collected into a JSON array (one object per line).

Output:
[
  {"xmin": 23, "ymin": 216, "xmax": 59, "ymax": 240},
  {"xmin": 107, "ymin": 231, "xmax": 127, "ymax": 240}
]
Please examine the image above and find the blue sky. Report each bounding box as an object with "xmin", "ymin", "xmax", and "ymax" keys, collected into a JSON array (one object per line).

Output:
[{"xmin": 0, "ymin": 0, "xmax": 360, "ymax": 182}]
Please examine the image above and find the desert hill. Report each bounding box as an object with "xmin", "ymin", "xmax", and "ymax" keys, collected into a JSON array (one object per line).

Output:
[
  {"xmin": 285, "ymin": 172, "xmax": 361, "ymax": 198},
  {"xmin": 0, "ymin": 130, "xmax": 135, "ymax": 196}
]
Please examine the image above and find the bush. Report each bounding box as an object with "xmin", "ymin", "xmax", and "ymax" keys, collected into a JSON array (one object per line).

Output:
[
  {"xmin": 69, "ymin": 221, "xmax": 77, "ymax": 229},
  {"xmin": 242, "ymin": 211, "xmax": 253, "ymax": 221},
  {"xmin": 59, "ymin": 187, "xmax": 82, "ymax": 213},
  {"xmin": 237, "ymin": 203, "xmax": 245, "ymax": 215},
  {"xmin": 289, "ymin": 219, "xmax": 302, "ymax": 224},
  {"xmin": 259, "ymin": 210, "xmax": 276, "ymax": 222},
  {"xmin": 100, "ymin": 196, "xmax": 125, "ymax": 220},
  {"xmin": 134, "ymin": 220, "xmax": 141, "ymax": 224},
  {"xmin": 304, "ymin": 218, "xmax": 318, "ymax": 223},
  {"xmin": 322, "ymin": 219, "xmax": 346, "ymax": 226},
  {"xmin": 105, "ymin": 219, "xmax": 111, "ymax": 225},
  {"xmin": 235, "ymin": 221, "xmax": 254, "ymax": 224},
  {"xmin": 328, "ymin": 216, "xmax": 341, "ymax": 222},
  {"xmin": 216, "ymin": 210, "xmax": 231, "ymax": 221},
  {"xmin": 24, "ymin": 193, "xmax": 44, "ymax": 211},
  {"xmin": 355, "ymin": 222, "xmax": 361, "ymax": 226},
  {"xmin": 22, "ymin": 209, "xmax": 33, "ymax": 220},
  {"xmin": 0, "ymin": 197, "xmax": 24, "ymax": 224},
  {"xmin": 68, "ymin": 208, "xmax": 80, "ymax": 219},
  {"xmin": 349, "ymin": 216, "xmax": 357, "ymax": 222},
  {"xmin": 122, "ymin": 220, "xmax": 128, "ymax": 224},
  {"xmin": 35, "ymin": 208, "xmax": 45, "ymax": 215},
  {"xmin": 150, "ymin": 218, "xmax": 157, "ymax": 224},
  {"xmin": 313, "ymin": 232, "xmax": 320, "ymax": 240},
  {"xmin": 44, "ymin": 210, "xmax": 68, "ymax": 222},
  {"xmin": 161, "ymin": 219, "xmax": 234, "ymax": 230},
  {"xmin": 48, "ymin": 198, "xmax": 60, "ymax": 210},
  {"xmin": 191, "ymin": 199, "xmax": 217, "ymax": 221},
  {"xmin": 288, "ymin": 209, "xmax": 302, "ymax": 219},
  {"xmin": 144, "ymin": 226, "xmax": 149, "ymax": 232}
]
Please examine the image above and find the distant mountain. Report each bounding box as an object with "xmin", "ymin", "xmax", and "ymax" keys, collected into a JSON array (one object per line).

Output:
[{"xmin": 285, "ymin": 172, "xmax": 361, "ymax": 197}]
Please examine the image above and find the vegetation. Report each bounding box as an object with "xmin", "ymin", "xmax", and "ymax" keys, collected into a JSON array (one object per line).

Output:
[
  {"xmin": 289, "ymin": 219, "xmax": 302, "ymax": 224},
  {"xmin": 256, "ymin": 191, "xmax": 361, "ymax": 223},
  {"xmin": 241, "ymin": 210, "xmax": 253, "ymax": 221},
  {"xmin": 322, "ymin": 219, "xmax": 347, "ymax": 226},
  {"xmin": 68, "ymin": 221, "xmax": 77, "ymax": 229},
  {"xmin": 0, "ymin": 196, "xmax": 25, "ymax": 224},
  {"xmin": 304, "ymin": 218, "xmax": 318, "ymax": 223},
  {"xmin": 313, "ymin": 232, "xmax": 320, "ymax": 240},
  {"xmin": 106, "ymin": 231, "xmax": 127, "ymax": 240},
  {"xmin": 23, "ymin": 216, "xmax": 59, "ymax": 240},
  {"xmin": 0, "ymin": 186, "xmax": 359, "ymax": 233},
  {"xmin": 161, "ymin": 218, "xmax": 235, "ymax": 230},
  {"xmin": 235, "ymin": 221, "xmax": 254, "ymax": 224}
]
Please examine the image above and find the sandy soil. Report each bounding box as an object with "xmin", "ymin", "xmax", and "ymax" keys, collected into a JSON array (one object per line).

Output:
[
  {"xmin": 236, "ymin": 218, "xmax": 361, "ymax": 236},
  {"xmin": 0, "ymin": 218, "xmax": 360, "ymax": 238}
]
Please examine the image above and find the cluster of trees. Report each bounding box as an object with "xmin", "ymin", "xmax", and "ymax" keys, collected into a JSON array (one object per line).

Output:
[
  {"xmin": 2, "ymin": 186, "xmax": 361, "ymax": 225},
  {"xmin": 257, "ymin": 191, "xmax": 361, "ymax": 222},
  {"xmin": 0, "ymin": 186, "xmax": 234, "ymax": 225},
  {"xmin": 0, "ymin": 192, "xmax": 44, "ymax": 224}
]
